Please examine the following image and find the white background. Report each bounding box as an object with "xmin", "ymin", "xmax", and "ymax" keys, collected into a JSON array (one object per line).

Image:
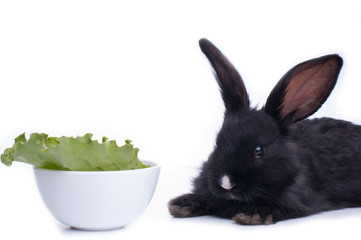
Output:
[{"xmin": 1, "ymin": 0, "xmax": 361, "ymax": 239}]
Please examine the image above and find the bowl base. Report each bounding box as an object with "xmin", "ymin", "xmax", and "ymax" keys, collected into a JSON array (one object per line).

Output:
[{"xmin": 70, "ymin": 225, "xmax": 125, "ymax": 231}]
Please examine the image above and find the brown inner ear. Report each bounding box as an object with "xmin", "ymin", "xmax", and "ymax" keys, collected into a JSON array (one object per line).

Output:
[{"xmin": 280, "ymin": 57, "xmax": 341, "ymax": 123}]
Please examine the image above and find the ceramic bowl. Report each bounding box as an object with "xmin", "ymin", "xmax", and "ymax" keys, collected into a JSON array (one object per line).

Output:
[{"xmin": 33, "ymin": 161, "xmax": 160, "ymax": 230}]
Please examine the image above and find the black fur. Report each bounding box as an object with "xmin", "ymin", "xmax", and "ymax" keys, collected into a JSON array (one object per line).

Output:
[{"xmin": 169, "ymin": 39, "xmax": 360, "ymax": 225}]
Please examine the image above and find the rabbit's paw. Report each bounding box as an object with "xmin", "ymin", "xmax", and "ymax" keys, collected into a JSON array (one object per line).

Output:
[
  {"xmin": 232, "ymin": 213, "xmax": 274, "ymax": 225},
  {"xmin": 168, "ymin": 193, "xmax": 206, "ymax": 218}
]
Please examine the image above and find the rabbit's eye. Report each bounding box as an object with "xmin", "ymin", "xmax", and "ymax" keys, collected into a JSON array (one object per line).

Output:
[{"xmin": 255, "ymin": 145, "xmax": 265, "ymax": 159}]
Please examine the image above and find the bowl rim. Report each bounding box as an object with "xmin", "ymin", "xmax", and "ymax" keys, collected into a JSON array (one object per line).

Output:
[{"xmin": 33, "ymin": 160, "xmax": 160, "ymax": 174}]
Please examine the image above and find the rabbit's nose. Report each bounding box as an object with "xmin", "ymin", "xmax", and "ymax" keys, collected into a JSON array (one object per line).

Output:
[{"xmin": 220, "ymin": 175, "xmax": 235, "ymax": 190}]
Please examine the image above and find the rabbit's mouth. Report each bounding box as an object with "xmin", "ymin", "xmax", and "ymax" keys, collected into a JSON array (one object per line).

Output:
[
  {"xmin": 221, "ymin": 189, "xmax": 255, "ymax": 203},
  {"xmin": 214, "ymin": 174, "xmax": 256, "ymax": 202}
]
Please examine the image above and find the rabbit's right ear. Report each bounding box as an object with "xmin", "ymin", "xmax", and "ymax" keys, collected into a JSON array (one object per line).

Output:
[
  {"xmin": 199, "ymin": 39, "xmax": 250, "ymax": 112},
  {"xmin": 265, "ymin": 54, "xmax": 343, "ymax": 128}
]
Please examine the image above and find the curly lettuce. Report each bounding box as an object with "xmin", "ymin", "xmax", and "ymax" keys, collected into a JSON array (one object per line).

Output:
[{"xmin": 1, "ymin": 133, "xmax": 149, "ymax": 171}]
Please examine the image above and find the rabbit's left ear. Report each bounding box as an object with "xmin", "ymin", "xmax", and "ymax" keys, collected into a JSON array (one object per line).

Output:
[
  {"xmin": 199, "ymin": 38, "xmax": 250, "ymax": 112},
  {"xmin": 265, "ymin": 54, "xmax": 343, "ymax": 127}
]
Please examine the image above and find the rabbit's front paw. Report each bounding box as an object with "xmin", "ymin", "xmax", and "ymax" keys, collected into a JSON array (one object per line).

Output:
[
  {"xmin": 232, "ymin": 213, "xmax": 274, "ymax": 225},
  {"xmin": 168, "ymin": 193, "xmax": 207, "ymax": 218}
]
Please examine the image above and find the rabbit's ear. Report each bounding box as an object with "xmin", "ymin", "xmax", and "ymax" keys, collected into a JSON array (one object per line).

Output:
[
  {"xmin": 265, "ymin": 54, "xmax": 343, "ymax": 127},
  {"xmin": 199, "ymin": 38, "xmax": 250, "ymax": 112}
]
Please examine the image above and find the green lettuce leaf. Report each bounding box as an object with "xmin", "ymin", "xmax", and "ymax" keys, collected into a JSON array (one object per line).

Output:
[{"xmin": 1, "ymin": 133, "xmax": 149, "ymax": 171}]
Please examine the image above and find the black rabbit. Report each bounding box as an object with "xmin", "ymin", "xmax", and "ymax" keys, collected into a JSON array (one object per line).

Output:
[{"xmin": 168, "ymin": 38, "xmax": 361, "ymax": 225}]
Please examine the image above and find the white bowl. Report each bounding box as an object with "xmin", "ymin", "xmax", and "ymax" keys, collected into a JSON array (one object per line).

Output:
[{"xmin": 33, "ymin": 161, "xmax": 160, "ymax": 231}]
